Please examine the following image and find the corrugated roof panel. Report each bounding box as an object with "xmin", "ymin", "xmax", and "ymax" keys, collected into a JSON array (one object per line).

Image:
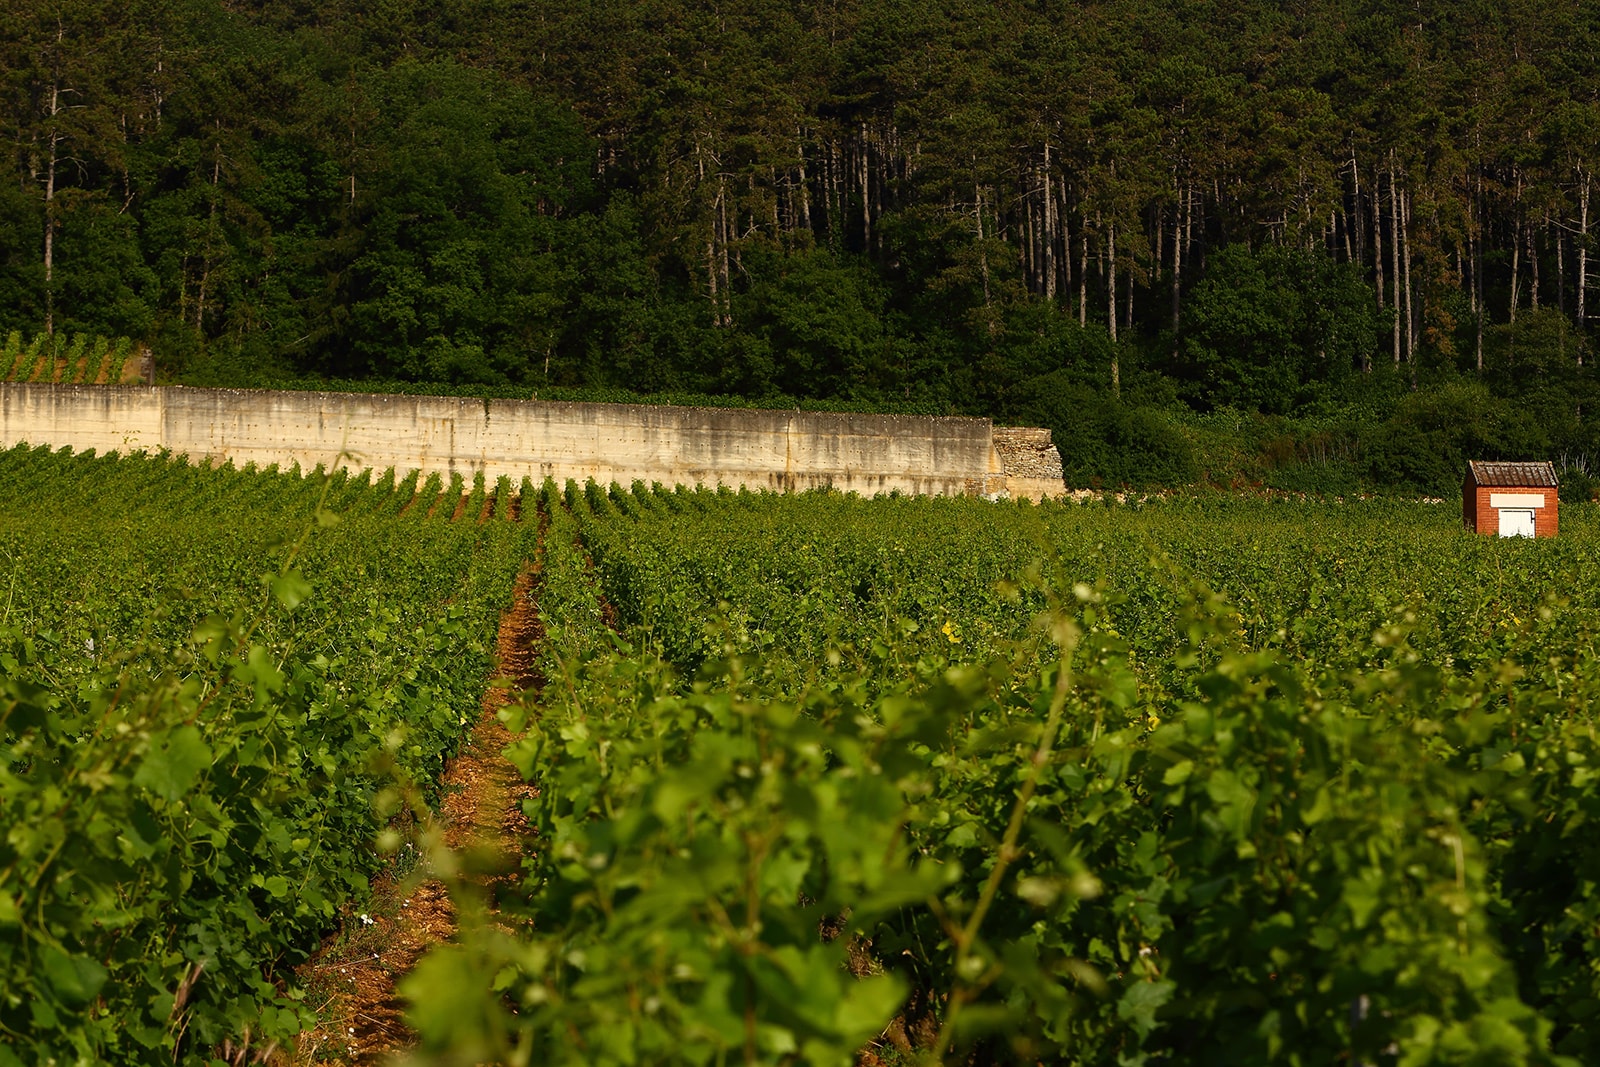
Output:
[{"xmin": 1466, "ymin": 460, "xmax": 1559, "ymax": 487}]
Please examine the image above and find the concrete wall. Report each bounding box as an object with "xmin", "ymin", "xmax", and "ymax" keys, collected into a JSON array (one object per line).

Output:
[{"xmin": 0, "ymin": 383, "xmax": 1027, "ymax": 497}]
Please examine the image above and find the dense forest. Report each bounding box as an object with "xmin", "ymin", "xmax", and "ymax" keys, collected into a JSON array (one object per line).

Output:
[{"xmin": 5, "ymin": 0, "xmax": 1600, "ymax": 494}]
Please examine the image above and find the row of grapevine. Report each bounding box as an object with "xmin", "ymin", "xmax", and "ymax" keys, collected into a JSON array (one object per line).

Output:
[
  {"xmin": 573, "ymin": 486, "xmax": 1600, "ymax": 699},
  {"xmin": 409, "ymin": 483, "xmax": 1600, "ymax": 1064},
  {"xmin": 0, "ymin": 447, "xmax": 538, "ymax": 1063},
  {"xmin": 0, "ymin": 331, "xmax": 136, "ymax": 384}
]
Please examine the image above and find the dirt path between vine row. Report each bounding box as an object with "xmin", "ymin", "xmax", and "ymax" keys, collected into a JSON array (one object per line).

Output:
[{"xmin": 288, "ymin": 565, "xmax": 543, "ymax": 1066}]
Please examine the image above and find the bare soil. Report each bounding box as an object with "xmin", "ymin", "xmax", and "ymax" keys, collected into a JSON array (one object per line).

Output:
[{"xmin": 287, "ymin": 566, "xmax": 542, "ymax": 1065}]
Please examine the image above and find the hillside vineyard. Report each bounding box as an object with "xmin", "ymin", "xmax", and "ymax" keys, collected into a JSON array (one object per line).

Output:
[{"xmin": 6, "ymin": 449, "xmax": 1600, "ymax": 1063}]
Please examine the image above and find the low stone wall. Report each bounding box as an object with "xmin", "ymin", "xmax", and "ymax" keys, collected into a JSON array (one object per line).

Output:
[
  {"xmin": 0, "ymin": 384, "xmax": 1063, "ymax": 498},
  {"xmin": 993, "ymin": 427, "xmax": 1067, "ymax": 501}
]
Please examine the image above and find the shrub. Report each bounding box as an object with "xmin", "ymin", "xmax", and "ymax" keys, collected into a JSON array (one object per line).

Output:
[{"xmin": 1012, "ymin": 373, "xmax": 1198, "ymax": 488}]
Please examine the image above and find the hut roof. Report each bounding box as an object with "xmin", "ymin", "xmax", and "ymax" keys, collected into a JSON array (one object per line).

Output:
[{"xmin": 1466, "ymin": 460, "xmax": 1559, "ymax": 488}]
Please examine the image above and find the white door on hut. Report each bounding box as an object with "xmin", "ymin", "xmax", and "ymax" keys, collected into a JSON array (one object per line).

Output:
[{"xmin": 1499, "ymin": 509, "xmax": 1536, "ymax": 538}]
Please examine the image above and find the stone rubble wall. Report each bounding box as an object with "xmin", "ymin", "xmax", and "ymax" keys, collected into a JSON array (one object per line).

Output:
[{"xmin": 993, "ymin": 426, "xmax": 1067, "ymax": 501}]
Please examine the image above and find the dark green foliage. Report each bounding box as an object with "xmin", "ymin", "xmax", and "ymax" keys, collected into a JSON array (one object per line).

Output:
[
  {"xmin": 1364, "ymin": 383, "xmax": 1560, "ymax": 497},
  {"xmin": 1179, "ymin": 244, "xmax": 1380, "ymax": 413},
  {"xmin": 1015, "ymin": 372, "xmax": 1198, "ymax": 488},
  {"xmin": 731, "ymin": 247, "xmax": 891, "ymax": 398},
  {"xmin": 1557, "ymin": 465, "xmax": 1598, "ymax": 503},
  {"xmin": 50, "ymin": 203, "xmax": 158, "ymax": 338},
  {"xmin": 340, "ymin": 60, "xmax": 594, "ymax": 383},
  {"xmin": 1481, "ymin": 311, "xmax": 1594, "ymax": 397},
  {"xmin": 0, "ymin": 183, "xmax": 44, "ymax": 326},
  {"xmin": 1000, "ymin": 309, "xmax": 1130, "ymax": 405}
]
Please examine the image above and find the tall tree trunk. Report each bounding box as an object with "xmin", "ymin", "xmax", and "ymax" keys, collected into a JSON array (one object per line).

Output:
[
  {"xmin": 718, "ymin": 178, "xmax": 731, "ymax": 325},
  {"xmin": 43, "ymin": 86, "xmax": 61, "ymax": 338},
  {"xmin": 119, "ymin": 114, "xmax": 134, "ymax": 212},
  {"xmin": 1390, "ymin": 166, "xmax": 1402, "ymax": 364},
  {"xmin": 1530, "ymin": 214, "xmax": 1541, "ymax": 309},
  {"xmin": 1510, "ymin": 172, "xmax": 1523, "ymax": 322},
  {"xmin": 820, "ymin": 141, "xmax": 830, "ymax": 237},
  {"xmin": 975, "ymin": 182, "xmax": 991, "ymax": 309},
  {"xmin": 1023, "ymin": 172, "xmax": 1037, "ymax": 290},
  {"xmin": 1401, "ymin": 185, "xmax": 1414, "ymax": 365},
  {"xmin": 1351, "ymin": 150, "xmax": 1366, "ymax": 269},
  {"xmin": 347, "ymin": 78, "xmax": 359, "ymax": 206},
  {"xmin": 1185, "ymin": 185, "xmax": 1196, "ymax": 271},
  {"xmin": 1466, "ymin": 226, "xmax": 1477, "ymax": 315},
  {"xmin": 825, "ymin": 140, "xmax": 839, "ymax": 243},
  {"xmin": 1355, "ymin": 167, "xmax": 1372, "ymax": 373},
  {"xmin": 1107, "ymin": 215, "xmax": 1120, "ymax": 396},
  {"xmin": 196, "ymin": 136, "xmax": 221, "ymax": 333},
  {"xmin": 859, "ymin": 125, "xmax": 871, "ymax": 250},
  {"xmin": 796, "ymin": 134, "xmax": 811, "ymax": 232},
  {"xmin": 1373, "ymin": 175, "xmax": 1385, "ymax": 314},
  {"xmin": 1077, "ymin": 216, "xmax": 1089, "ymax": 326},
  {"xmin": 1475, "ymin": 174, "xmax": 1485, "ymax": 374},
  {"xmin": 1557, "ymin": 216, "xmax": 1566, "ymax": 318},
  {"xmin": 1171, "ymin": 193, "xmax": 1182, "ymax": 349},
  {"xmin": 706, "ymin": 229, "xmax": 720, "ymax": 325},
  {"xmin": 1580, "ymin": 169, "xmax": 1590, "ymax": 340},
  {"xmin": 1060, "ymin": 188, "xmax": 1071, "ymax": 306},
  {"xmin": 1510, "ymin": 219, "xmax": 1522, "ymax": 323},
  {"xmin": 1107, "ymin": 215, "xmax": 1117, "ymax": 343},
  {"xmin": 699, "ymin": 143, "xmax": 718, "ymax": 324},
  {"xmin": 1042, "ymin": 145, "xmax": 1056, "ymax": 302}
]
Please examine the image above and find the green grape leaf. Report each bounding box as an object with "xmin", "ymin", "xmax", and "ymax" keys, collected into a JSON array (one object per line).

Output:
[
  {"xmin": 39, "ymin": 944, "xmax": 108, "ymax": 1004},
  {"xmin": 134, "ymin": 725, "xmax": 213, "ymax": 802},
  {"xmin": 270, "ymin": 570, "xmax": 313, "ymax": 610},
  {"xmin": 1117, "ymin": 978, "xmax": 1175, "ymax": 1038}
]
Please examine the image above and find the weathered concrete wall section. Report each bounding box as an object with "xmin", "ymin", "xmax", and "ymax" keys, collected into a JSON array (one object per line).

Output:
[{"xmin": 0, "ymin": 384, "xmax": 1053, "ymax": 497}]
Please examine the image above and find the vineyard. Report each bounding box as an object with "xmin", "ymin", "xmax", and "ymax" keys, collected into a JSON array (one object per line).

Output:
[
  {"xmin": 0, "ymin": 447, "xmax": 534, "ymax": 1063},
  {"xmin": 0, "ymin": 331, "xmax": 145, "ymax": 384},
  {"xmin": 6, "ymin": 451, "xmax": 1600, "ymax": 1065}
]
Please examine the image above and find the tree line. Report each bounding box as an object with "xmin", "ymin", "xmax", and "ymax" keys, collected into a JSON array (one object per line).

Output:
[{"xmin": 5, "ymin": 0, "xmax": 1600, "ymax": 486}]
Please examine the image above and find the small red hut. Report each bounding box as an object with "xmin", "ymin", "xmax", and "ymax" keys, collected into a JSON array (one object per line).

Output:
[{"xmin": 1463, "ymin": 461, "xmax": 1558, "ymax": 538}]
